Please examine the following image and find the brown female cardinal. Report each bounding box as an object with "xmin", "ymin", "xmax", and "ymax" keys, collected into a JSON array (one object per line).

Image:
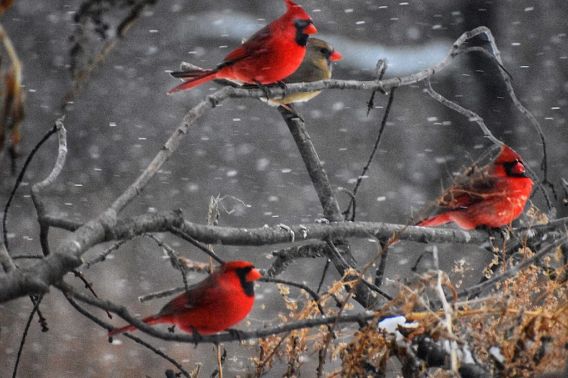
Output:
[
  {"xmin": 109, "ymin": 261, "xmax": 262, "ymax": 336},
  {"xmin": 168, "ymin": 0, "xmax": 317, "ymax": 94},
  {"xmin": 267, "ymin": 38, "xmax": 342, "ymax": 109},
  {"xmin": 417, "ymin": 145, "xmax": 534, "ymax": 230}
]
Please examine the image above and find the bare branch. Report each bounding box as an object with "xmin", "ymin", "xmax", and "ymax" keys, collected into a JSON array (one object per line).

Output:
[
  {"xmin": 344, "ymin": 88, "xmax": 397, "ymax": 221},
  {"xmin": 0, "ymin": 241, "xmax": 16, "ymax": 272},
  {"xmin": 0, "ymin": 210, "xmax": 184, "ymax": 303},
  {"xmin": 425, "ymin": 79, "xmax": 502, "ymax": 147},
  {"xmin": 2, "ymin": 125, "xmax": 58, "ymax": 251},
  {"xmin": 30, "ymin": 119, "xmax": 68, "ymax": 195},
  {"xmin": 12, "ymin": 296, "xmax": 43, "ymax": 378},
  {"xmin": 267, "ymin": 242, "xmax": 328, "ymax": 277},
  {"xmin": 178, "ymin": 219, "xmax": 489, "ymax": 246},
  {"xmin": 64, "ymin": 294, "xmax": 190, "ymax": 377},
  {"xmin": 278, "ymin": 107, "xmax": 342, "ymax": 222},
  {"xmin": 83, "ymin": 239, "xmax": 132, "ymax": 269},
  {"xmin": 31, "ymin": 118, "xmax": 68, "ymax": 256},
  {"xmin": 58, "ymin": 281, "xmax": 380, "ymax": 344}
]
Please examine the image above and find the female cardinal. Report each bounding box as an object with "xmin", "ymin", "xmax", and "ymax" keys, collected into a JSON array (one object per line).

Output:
[
  {"xmin": 109, "ymin": 261, "xmax": 262, "ymax": 336},
  {"xmin": 416, "ymin": 145, "xmax": 533, "ymax": 230},
  {"xmin": 168, "ymin": 0, "xmax": 317, "ymax": 94},
  {"xmin": 267, "ymin": 38, "xmax": 342, "ymax": 109}
]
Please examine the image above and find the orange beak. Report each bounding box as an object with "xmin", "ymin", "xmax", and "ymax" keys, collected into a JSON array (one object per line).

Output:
[
  {"xmin": 329, "ymin": 50, "xmax": 342, "ymax": 62},
  {"xmin": 304, "ymin": 22, "xmax": 317, "ymax": 35},
  {"xmin": 247, "ymin": 268, "xmax": 263, "ymax": 282}
]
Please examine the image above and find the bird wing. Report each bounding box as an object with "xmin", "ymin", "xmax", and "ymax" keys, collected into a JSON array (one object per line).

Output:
[
  {"xmin": 220, "ymin": 25, "xmax": 273, "ymax": 67},
  {"xmin": 159, "ymin": 276, "xmax": 218, "ymax": 315},
  {"xmin": 438, "ymin": 167, "xmax": 498, "ymax": 209}
]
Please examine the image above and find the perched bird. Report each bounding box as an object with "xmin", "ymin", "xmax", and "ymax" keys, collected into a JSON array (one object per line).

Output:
[
  {"xmin": 416, "ymin": 145, "xmax": 533, "ymax": 230},
  {"xmin": 168, "ymin": 0, "xmax": 317, "ymax": 94},
  {"xmin": 108, "ymin": 261, "xmax": 262, "ymax": 336},
  {"xmin": 267, "ymin": 37, "xmax": 342, "ymax": 109}
]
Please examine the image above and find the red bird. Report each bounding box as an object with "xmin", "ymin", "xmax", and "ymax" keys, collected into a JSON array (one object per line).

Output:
[
  {"xmin": 109, "ymin": 261, "xmax": 262, "ymax": 336},
  {"xmin": 168, "ymin": 0, "xmax": 317, "ymax": 94},
  {"xmin": 416, "ymin": 145, "xmax": 533, "ymax": 230}
]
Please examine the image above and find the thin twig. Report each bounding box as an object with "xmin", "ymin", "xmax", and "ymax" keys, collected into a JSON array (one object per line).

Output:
[
  {"xmin": 425, "ymin": 79, "xmax": 502, "ymax": 147},
  {"xmin": 366, "ymin": 59, "xmax": 388, "ymax": 115},
  {"xmin": 2, "ymin": 125, "xmax": 57, "ymax": 251},
  {"xmin": 138, "ymin": 286, "xmax": 185, "ymax": 303},
  {"xmin": 12, "ymin": 296, "xmax": 43, "ymax": 378},
  {"xmin": 316, "ymin": 259, "xmax": 330, "ymax": 294},
  {"xmin": 145, "ymin": 234, "xmax": 189, "ymax": 291},
  {"xmin": 344, "ymin": 88, "xmax": 397, "ymax": 221},
  {"xmin": 63, "ymin": 293, "xmax": 190, "ymax": 377},
  {"xmin": 267, "ymin": 242, "xmax": 328, "ymax": 277},
  {"xmin": 30, "ymin": 118, "xmax": 68, "ymax": 256},
  {"xmin": 168, "ymin": 226, "xmax": 224, "ymax": 264},
  {"xmin": 83, "ymin": 239, "xmax": 131, "ymax": 268},
  {"xmin": 59, "ymin": 281, "xmax": 381, "ymax": 343}
]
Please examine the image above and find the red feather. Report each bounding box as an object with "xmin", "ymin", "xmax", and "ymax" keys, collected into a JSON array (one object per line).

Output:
[
  {"xmin": 168, "ymin": 0, "xmax": 317, "ymax": 94},
  {"xmin": 417, "ymin": 145, "xmax": 534, "ymax": 230},
  {"xmin": 109, "ymin": 261, "xmax": 262, "ymax": 336}
]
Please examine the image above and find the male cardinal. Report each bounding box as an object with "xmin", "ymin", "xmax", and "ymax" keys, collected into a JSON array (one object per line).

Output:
[
  {"xmin": 109, "ymin": 261, "xmax": 262, "ymax": 336},
  {"xmin": 168, "ymin": 0, "xmax": 317, "ymax": 94},
  {"xmin": 416, "ymin": 145, "xmax": 533, "ymax": 230},
  {"xmin": 266, "ymin": 38, "xmax": 342, "ymax": 109}
]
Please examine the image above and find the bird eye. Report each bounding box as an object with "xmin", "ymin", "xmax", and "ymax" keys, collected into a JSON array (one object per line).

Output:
[
  {"xmin": 510, "ymin": 160, "xmax": 526, "ymax": 176},
  {"xmin": 294, "ymin": 19, "xmax": 310, "ymax": 29},
  {"xmin": 320, "ymin": 47, "xmax": 330, "ymax": 55}
]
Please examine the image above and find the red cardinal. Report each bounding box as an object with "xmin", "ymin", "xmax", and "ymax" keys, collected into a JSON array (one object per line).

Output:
[
  {"xmin": 109, "ymin": 261, "xmax": 262, "ymax": 336},
  {"xmin": 168, "ymin": 0, "xmax": 317, "ymax": 94},
  {"xmin": 416, "ymin": 145, "xmax": 533, "ymax": 230}
]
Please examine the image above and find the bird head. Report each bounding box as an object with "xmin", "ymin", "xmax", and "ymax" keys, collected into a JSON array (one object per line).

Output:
[
  {"xmin": 494, "ymin": 145, "xmax": 529, "ymax": 178},
  {"xmin": 221, "ymin": 260, "xmax": 262, "ymax": 297},
  {"xmin": 284, "ymin": 0, "xmax": 317, "ymax": 46},
  {"xmin": 307, "ymin": 38, "xmax": 342, "ymax": 64}
]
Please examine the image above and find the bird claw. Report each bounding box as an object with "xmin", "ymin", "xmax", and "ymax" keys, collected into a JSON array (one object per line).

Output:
[
  {"xmin": 227, "ymin": 328, "xmax": 246, "ymax": 342},
  {"xmin": 253, "ymin": 81, "xmax": 272, "ymax": 100},
  {"xmin": 278, "ymin": 223, "xmax": 295, "ymax": 242},
  {"xmin": 191, "ymin": 327, "xmax": 203, "ymax": 345},
  {"xmin": 276, "ymin": 80, "xmax": 288, "ymax": 97}
]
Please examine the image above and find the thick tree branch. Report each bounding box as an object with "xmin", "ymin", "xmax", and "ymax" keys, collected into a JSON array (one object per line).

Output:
[
  {"xmin": 177, "ymin": 220, "xmax": 489, "ymax": 246},
  {"xmin": 0, "ymin": 210, "xmax": 183, "ymax": 303},
  {"xmin": 278, "ymin": 107, "xmax": 342, "ymax": 222},
  {"xmin": 1, "ymin": 26, "xmax": 557, "ymax": 310}
]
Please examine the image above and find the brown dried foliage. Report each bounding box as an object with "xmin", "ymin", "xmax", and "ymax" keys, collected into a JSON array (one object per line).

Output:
[
  {"xmin": 0, "ymin": 23, "xmax": 24, "ymax": 172},
  {"xmin": 248, "ymin": 242, "xmax": 567, "ymax": 377}
]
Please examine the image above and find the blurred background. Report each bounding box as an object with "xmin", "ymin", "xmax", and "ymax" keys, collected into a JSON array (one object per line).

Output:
[{"xmin": 1, "ymin": 0, "xmax": 567, "ymax": 376}]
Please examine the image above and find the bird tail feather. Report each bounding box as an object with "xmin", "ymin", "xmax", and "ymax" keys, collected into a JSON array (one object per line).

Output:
[
  {"xmin": 416, "ymin": 213, "xmax": 452, "ymax": 227},
  {"xmin": 108, "ymin": 314, "xmax": 173, "ymax": 336},
  {"xmin": 167, "ymin": 69, "xmax": 219, "ymax": 94}
]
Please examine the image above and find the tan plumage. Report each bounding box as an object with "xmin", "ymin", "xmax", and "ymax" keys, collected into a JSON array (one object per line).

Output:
[{"xmin": 268, "ymin": 38, "xmax": 342, "ymax": 107}]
